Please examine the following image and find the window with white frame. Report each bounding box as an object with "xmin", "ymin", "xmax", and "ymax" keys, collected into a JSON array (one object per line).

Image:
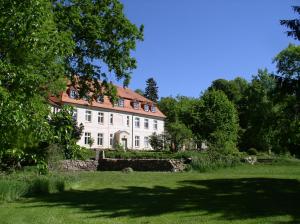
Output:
[
  {"xmin": 126, "ymin": 116, "xmax": 130, "ymax": 127},
  {"xmin": 72, "ymin": 109, "xmax": 77, "ymax": 120},
  {"xmin": 144, "ymin": 136, "xmax": 149, "ymax": 148},
  {"xmin": 151, "ymin": 105, "xmax": 156, "ymax": 112},
  {"xmin": 69, "ymin": 89, "xmax": 78, "ymax": 99},
  {"xmin": 118, "ymin": 98, "xmax": 124, "ymax": 107},
  {"xmin": 97, "ymin": 133, "xmax": 104, "ymax": 146},
  {"xmin": 84, "ymin": 132, "xmax": 91, "ymax": 145},
  {"xmin": 110, "ymin": 134, "xmax": 113, "ymax": 146},
  {"xmin": 135, "ymin": 136, "xmax": 140, "ymax": 147},
  {"xmin": 133, "ymin": 100, "xmax": 139, "ymax": 109},
  {"xmin": 98, "ymin": 112, "xmax": 104, "ymax": 124},
  {"xmin": 154, "ymin": 120, "xmax": 158, "ymax": 130},
  {"xmin": 85, "ymin": 110, "xmax": 92, "ymax": 122},
  {"xmin": 144, "ymin": 118, "xmax": 149, "ymax": 129},
  {"xmin": 97, "ymin": 95, "xmax": 104, "ymax": 103},
  {"xmin": 110, "ymin": 113, "xmax": 113, "ymax": 125},
  {"xmin": 135, "ymin": 117, "xmax": 140, "ymax": 128},
  {"xmin": 144, "ymin": 104, "xmax": 149, "ymax": 112}
]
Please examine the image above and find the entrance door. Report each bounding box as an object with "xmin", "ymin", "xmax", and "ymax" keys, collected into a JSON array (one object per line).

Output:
[{"xmin": 121, "ymin": 138, "xmax": 128, "ymax": 149}]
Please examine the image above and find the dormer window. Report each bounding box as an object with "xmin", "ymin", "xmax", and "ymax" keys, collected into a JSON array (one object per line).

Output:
[
  {"xmin": 151, "ymin": 105, "xmax": 156, "ymax": 112},
  {"xmin": 144, "ymin": 104, "xmax": 149, "ymax": 112},
  {"xmin": 133, "ymin": 100, "xmax": 139, "ymax": 110},
  {"xmin": 97, "ymin": 95, "xmax": 104, "ymax": 103},
  {"xmin": 69, "ymin": 89, "xmax": 78, "ymax": 99},
  {"xmin": 118, "ymin": 98, "xmax": 124, "ymax": 107}
]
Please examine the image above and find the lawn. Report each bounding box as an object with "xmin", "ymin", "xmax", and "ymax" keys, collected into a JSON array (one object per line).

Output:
[{"xmin": 1, "ymin": 164, "xmax": 300, "ymax": 224}]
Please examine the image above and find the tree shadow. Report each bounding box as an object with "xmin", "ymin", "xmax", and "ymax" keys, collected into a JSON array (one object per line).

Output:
[{"xmin": 24, "ymin": 178, "xmax": 300, "ymax": 223}]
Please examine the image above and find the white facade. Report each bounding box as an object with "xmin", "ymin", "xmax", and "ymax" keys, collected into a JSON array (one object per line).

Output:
[{"xmin": 73, "ymin": 105, "xmax": 164, "ymax": 150}]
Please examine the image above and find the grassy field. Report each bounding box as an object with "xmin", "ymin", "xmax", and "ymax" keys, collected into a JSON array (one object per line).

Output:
[{"xmin": 1, "ymin": 164, "xmax": 300, "ymax": 224}]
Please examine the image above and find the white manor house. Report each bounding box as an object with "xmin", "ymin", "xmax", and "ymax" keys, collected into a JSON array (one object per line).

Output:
[{"xmin": 49, "ymin": 84, "xmax": 165, "ymax": 150}]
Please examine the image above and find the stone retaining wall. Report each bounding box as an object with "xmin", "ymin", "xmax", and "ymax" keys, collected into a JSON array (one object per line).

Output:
[
  {"xmin": 59, "ymin": 160, "xmax": 98, "ymax": 171},
  {"xmin": 58, "ymin": 158, "xmax": 186, "ymax": 172},
  {"xmin": 98, "ymin": 158, "xmax": 185, "ymax": 172}
]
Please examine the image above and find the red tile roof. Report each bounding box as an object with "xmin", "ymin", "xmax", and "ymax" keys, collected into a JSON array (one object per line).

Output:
[{"xmin": 52, "ymin": 85, "xmax": 166, "ymax": 119}]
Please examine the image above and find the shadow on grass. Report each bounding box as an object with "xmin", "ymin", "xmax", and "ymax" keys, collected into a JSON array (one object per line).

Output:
[{"xmin": 25, "ymin": 178, "xmax": 300, "ymax": 223}]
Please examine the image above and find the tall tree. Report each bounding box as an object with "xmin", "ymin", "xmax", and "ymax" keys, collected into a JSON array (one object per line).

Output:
[
  {"xmin": 0, "ymin": 0, "xmax": 144, "ymax": 168},
  {"xmin": 52, "ymin": 0, "xmax": 144, "ymax": 101},
  {"xmin": 144, "ymin": 77, "xmax": 159, "ymax": 102},
  {"xmin": 280, "ymin": 6, "xmax": 300, "ymax": 40},
  {"xmin": 191, "ymin": 90, "xmax": 239, "ymax": 154}
]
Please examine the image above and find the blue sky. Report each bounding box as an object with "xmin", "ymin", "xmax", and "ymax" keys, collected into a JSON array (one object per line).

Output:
[{"xmin": 117, "ymin": 0, "xmax": 299, "ymax": 98}]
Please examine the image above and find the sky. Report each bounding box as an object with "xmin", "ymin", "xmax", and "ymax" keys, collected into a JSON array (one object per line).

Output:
[{"xmin": 117, "ymin": 0, "xmax": 299, "ymax": 98}]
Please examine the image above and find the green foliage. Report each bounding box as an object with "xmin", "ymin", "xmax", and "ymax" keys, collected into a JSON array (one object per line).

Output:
[
  {"xmin": 247, "ymin": 148, "xmax": 258, "ymax": 155},
  {"xmin": 0, "ymin": 172, "xmax": 77, "ymax": 202},
  {"xmin": 167, "ymin": 122, "xmax": 193, "ymax": 151},
  {"xmin": 280, "ymin": 6, "xmax": 300, "ymax": 40},
  {"xmin": 189, "ymin": 151, "xmax": 241, "ymax": 172},
  {"xmin": 192, "ymin": 90, "xmax": 239, "ymax": 154},
  {"xmin": 149, "ymin": 133, "xmax": 165, "ymax": 151},
  {"xmin": 53, "ymin": 0, "xmax": 144, "ymax": 97},
  {"xmin": 49, "ymin": 106, "xmax": 85, "ymax": 159},
  {"xmin": 144, "ymin": 77, "xmax": 159, "ymax": 102}
]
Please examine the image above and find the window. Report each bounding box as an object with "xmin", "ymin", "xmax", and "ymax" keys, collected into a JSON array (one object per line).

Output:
[
  {"xmin": 85, "ymin": 110, "xmax": 92, "ymax": 122},
  {"xmin": 154, "ymin": 120, "xmax": 158, "ymax": 130},
  {"xmin": 110, "ymin": 134, "xmax": 113, "ymax": 146},
  {"xmin": 133, "ymin": 100, "xmax": 139, "ymax": 109},
  {"xmin": 97, "ymin": 95, "xmax": 104, "ymax": 103},
  {"xmin": 73, "ymin": 109, "xmax": 77, "ymax": 121},
  {"xmin": 110, "ymin": 114, "xmax": 113, "ymax": 125},
  {"xmin": 135, "ymin": 117, "xmax": 140, "ymax": 128},
  {"xmin": 98, "ymin": 112, "xmax": 104, "ymax": 124},
  {"xmin": 97, "ymin": 133, "xmax": 104, "ymax": 146},
  {"xmin": 84, "ymin": 132, "xmax": 91, "ymax": 145},
  {"xmin": 126, "ymin": 116, "xmax": 130, "ymax": 127},
  {"xmin": 144, "ymin": 119, "xmax": 149, "ymax": 129},
  {"xmin": 118, "ymin": 98, "xmax": 124, "ymax": 107},
  {"xmin": 135, "ymin": 136, "xmax": 140, "ymax": 147},
  {"xmin": 53, "ymin": 107, "xmax": 59, "ymax": 113},
  {"xmin": 151, "ymin": 105, "xmax": 156, "ymax": 112},
  {"xmin": 144, "ymin": 137, "xmax": 149, "ymax": 148},
  {"xmin": 144, "ymin": 104, "xmax": 149, "ymax": 112},
  {"xmin": 69, "ymin": 89, "xmax": 78, "ymax": 99}
]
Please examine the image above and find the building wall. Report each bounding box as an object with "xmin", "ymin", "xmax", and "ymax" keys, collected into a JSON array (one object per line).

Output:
[{"xmin": 73, "ymin": 104, "xmax": 164, "ymax": 150}]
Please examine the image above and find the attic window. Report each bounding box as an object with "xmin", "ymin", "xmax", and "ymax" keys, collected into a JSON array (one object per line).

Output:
[
  {"xmin": 144, "ymin": 104, "xmax": 149, "ymax": 112},
  {"xmin": 118, "ymin": 98, "xmax": 124, "ymax": 107},
  {"xmin": 97, "ymin": 95, "xmax": 104, "ymax": 103},
  {"xmin": 151, "ymin": 105, "xmax": 156, "ymax": 112},
  {"xmin": 133, "ymin": 100, "xmax": 139, "ymax": 110},
  {"xmin": 69, "ymin": 89, "xmax": 78, "ymax": 99}
]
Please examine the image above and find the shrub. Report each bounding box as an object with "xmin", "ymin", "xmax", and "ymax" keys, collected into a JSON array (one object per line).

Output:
[
  {"xmin": 247, "ymin": 148, "xmax": 258, "ymax": 155},
  {"xmin": 189, "ymin": 151, "xmax": 241, "ymax": 172}
]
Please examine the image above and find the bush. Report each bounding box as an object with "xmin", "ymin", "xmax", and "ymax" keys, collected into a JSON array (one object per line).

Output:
[
  {"xmin": 247, "ymin": 148, "xmax": 258, "ymax": 155},
  {"xmin": 189, "ymin": 151, "xmax": 241, "ymax": 172}
]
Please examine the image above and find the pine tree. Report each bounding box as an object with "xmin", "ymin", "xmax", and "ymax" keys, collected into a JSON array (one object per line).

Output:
[{"xmin": 144, "ymin": 78, "xmax": 159, "ymax": 102}]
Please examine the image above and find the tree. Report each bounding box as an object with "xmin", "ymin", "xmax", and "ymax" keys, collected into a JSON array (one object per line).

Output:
[
  {"xmin": 191, "ymin": 90, "xmax": 239, "ymax": 154},
  {"xmin": 167, "ymin": 122, "xmax": 193, "ymax": 151},
  {"xmin": 135, "ymin": 89, "xmax": 145, "ymax": 96},
  {"xmin": 53, "ymin": 0, "xmax": 144, "ymax": 101},
  {"xmin": 0, "ymin": 0, "xmax": 143, "ymax": 169},
  {"xmin": 149, "ymin": 133, "xmax": 165, "ymax": 151},
  {"xmin": 0, "ymin": 0, "xmax": 73, "ymax": 167},
  {"xmin": 49, "ymin": 106, "xmax": 85, "ymax": 159},
  {"xmin": 144, "ymin": 77, "xmax": 159, "ymax": 102},
  {"xmin": 280, "ymin": 6, "xmax": 300, "ymax": 40}
]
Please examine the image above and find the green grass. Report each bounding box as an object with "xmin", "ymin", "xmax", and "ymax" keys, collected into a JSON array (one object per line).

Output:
[{"xmin": 1, "ymin": 164, "xmax": 300, "ymax": 223}]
